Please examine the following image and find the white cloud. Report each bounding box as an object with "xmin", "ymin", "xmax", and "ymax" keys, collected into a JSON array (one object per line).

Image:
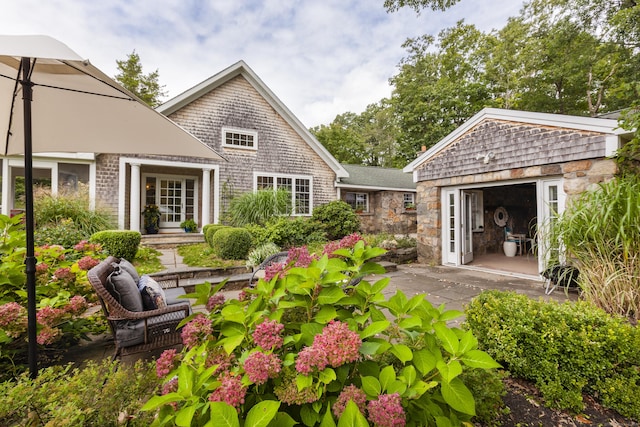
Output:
[{"xmin": 0, "ymin": 0, "xmax": 524, "ymax": 127}]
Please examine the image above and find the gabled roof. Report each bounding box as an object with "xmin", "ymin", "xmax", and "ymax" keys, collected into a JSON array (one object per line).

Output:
[
  {"xmin": 403, "ymin": 108, "xmax": 625, "ymax": 173},
  {"xmin": 157, "ymin": 61, "xmax": 347, "ymax": 178},
  {"xmin": 337, "ymin": 164, "xmax": 416, "ymax": 192}
]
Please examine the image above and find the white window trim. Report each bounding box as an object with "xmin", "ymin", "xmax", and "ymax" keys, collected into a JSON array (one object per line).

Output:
[
  {"xmin": 403, "ymin": 192, "xmax": 415, "ymax": 210},
  {"xmin": 222, "ymin": 127, "xmax": 258, "ymax": 151},
  {"xmin": 253, "ymin": 172, "xmax": 313, "ymax": 216}
]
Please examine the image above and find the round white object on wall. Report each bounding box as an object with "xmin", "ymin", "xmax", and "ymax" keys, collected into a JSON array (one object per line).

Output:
[{"xmin": 494, "ymin": 206, "xmax": 509, "ymax": 227}]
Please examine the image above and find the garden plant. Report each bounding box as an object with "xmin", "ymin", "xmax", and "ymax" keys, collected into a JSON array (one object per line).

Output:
[{"xmin": 144, "ymin": 236, "xmax": 501, "ymax": 426}]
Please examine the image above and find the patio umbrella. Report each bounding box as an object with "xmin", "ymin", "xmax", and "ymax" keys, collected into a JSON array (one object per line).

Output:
[{"xmin": 0, "ymin": 35, "xmax": 223, "ymax": 377}]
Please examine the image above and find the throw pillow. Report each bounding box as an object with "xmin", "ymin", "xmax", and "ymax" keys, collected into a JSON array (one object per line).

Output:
[
  {"xmin": 119, "ymin": 258, "xmax": 140, "ymax": 283},
  {"xmin": 138, "ymin": 275, "xmax": 167, "ymax": 310},
  {"xmin": 106, "ymin": 266, "xmax": 144, "ymax": 312}
]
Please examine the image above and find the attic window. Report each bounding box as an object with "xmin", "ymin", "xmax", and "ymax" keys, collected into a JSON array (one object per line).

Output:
[{"xmin": 222, "ymin": 127, "xmax": 257, "ymax": 150}]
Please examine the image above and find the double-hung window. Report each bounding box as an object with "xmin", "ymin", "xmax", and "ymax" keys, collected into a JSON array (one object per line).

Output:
[
  {"xmin": 403, "ymin": 193, "xmax": 415, "ymax": 209},
  {"xmin": 255, "ymin": 173, "xmax": 312, "ymax": 215}
]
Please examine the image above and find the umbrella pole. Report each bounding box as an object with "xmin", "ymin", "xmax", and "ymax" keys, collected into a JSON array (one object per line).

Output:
[{"xmin": 20, "ymin": 57, "xmax": 38, "ymax": 379}]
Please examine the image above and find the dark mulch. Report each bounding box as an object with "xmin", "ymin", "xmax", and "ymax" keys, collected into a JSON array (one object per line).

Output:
[{"xmin": 483, "ymin": 377, "xmax": 639, "ymax": 427}]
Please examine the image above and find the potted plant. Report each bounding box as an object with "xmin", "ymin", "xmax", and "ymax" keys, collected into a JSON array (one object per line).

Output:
[
  {"xmin": 143, "ymin": 204, "xmax": 161, "ymax": 234},
  {"xmin": 180, "ymin": 218, "xmax": 198, "ymax": 233}
]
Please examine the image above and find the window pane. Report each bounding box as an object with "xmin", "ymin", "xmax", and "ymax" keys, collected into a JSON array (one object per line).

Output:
[
  {"xmin": 257, "ymin": 176, "xmax": 273, "ymax": 190},
  {"xmin": 295, "ymin": 178, "xmax": 310, "ymax": 214}
]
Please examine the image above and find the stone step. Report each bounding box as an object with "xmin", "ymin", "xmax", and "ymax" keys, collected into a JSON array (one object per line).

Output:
[{"xmin": 141, "ymin": 233, "xmax": 205, "ymax": 249}]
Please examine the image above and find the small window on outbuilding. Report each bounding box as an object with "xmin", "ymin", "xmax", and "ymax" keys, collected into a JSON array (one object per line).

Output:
[{"xmin": 345, "ymin": 192, "xmax": 369, "ymax": 213}]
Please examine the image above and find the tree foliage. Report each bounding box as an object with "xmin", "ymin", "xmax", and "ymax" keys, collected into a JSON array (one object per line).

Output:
[
  {"xmin": 114, "ymin": 50, "xmax": 167, "ymax": 107},
  {"xmin": 315, "ymin": 0, "xmax": 640, "ymax": 165}
]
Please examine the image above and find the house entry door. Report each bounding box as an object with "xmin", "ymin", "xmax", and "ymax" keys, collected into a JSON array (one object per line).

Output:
[
  {"xmin": 144, "ymin": 175, "xmax": 197, "ymax": 229},
  {"xmin": 537, "ymin": 179, "xmax": 566, "ymax": 272},
  {"xmin": 461, "ymin": 191, "xmax": 474, "ymax": 264}
]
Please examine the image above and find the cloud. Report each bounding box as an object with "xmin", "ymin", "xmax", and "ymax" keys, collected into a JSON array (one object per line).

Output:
[{"xmin": 0, "ymin": 0, "xmax": 524, "ymax": 127}]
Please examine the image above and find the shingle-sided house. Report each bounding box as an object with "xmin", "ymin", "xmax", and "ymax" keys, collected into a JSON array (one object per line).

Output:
[
  {"xmin": 403, "ymin": 108, "xmax": 632, "ymax": 277},
  {"xmin": 0, "ymin": 61, "xmax": 348, "ymax": 232},
  {"xmin": 337, "ymin": 164, "xmax": 417, "ymax": 235}
]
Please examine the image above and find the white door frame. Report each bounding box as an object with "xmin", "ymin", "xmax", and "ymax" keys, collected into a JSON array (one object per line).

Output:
[
  {"xmin": 440, "ymin": 177, "xmax": 565, "ymax": 273},
  {"xmin": 142, "ymin": 173, "xmax": 199, "ymax": 229}
]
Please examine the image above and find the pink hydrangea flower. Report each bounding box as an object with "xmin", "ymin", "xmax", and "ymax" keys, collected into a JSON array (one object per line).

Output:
[
  {"xmin": 286, "ymin": 246, "xmax": 318, "ymax": 268},
  {"xmin": 206, "ymin": 349, "xmax": 236, "ymax": 376},
  {"xmin": 313, "ymin": 320, "xmax": 361, "ymax": 367},
  {"xmin": 243, "ymin": 351, "xmax": 281, "ymax": 385},
  {"xmin": 37, "ymin": 306, "xmax": 65, "ymax": 327},
  {"xmin": 253, "ymin": 319, "xmax": 284, "ymax": 350},
  {"xmin": 295, "ymin": 346, "xmax": 328, "ymax": 375},
  {"xmin": 161, "ymin": 377, "xmax": 178, "ymax": 395},
  {"xmin": 264, "ymin": 262, "xmax": 286, "ymax": 282},
  {"xmin": 0, "ymin": 302, "xmax": 28, "ymax": 338},
  {"xmin": 180, "ymin": 315, "xmax": 212, "ymax": 349},
  {"xmin": 156, "ymin": 349, "xmax": 181, "ymax": 378},
  {"xmin": 37, "ymin": 325, "xmax": 61, "ymax": 345},
  {"xmin": 367, "ymin": 393, "xmax": 406, "ymax": 427},
  {"xmin": 209, "ymin": 373, "xmax": 247, "ymax": 409},
  {"xmin": 323, "ymin": 233, "xmax": 365, "ymax": 257},
  {"xmin": 65, "ymin": 295, "xmax": 88, "ymax": 316},
  {"xmin": 274, "ymin": 373, "xmax": 320, "ymax": 405},
  {"xmin": 53, "ymin": 267, "xmax": 75, "ymax": 282},
  {"xmin": 333, "ymin": 384, "xmax": 367, "ymax": 418},
  {"xmin": 206, "ymin": 293, "xmax": 226, "ymax": 311},
  {"xmin": 77, "ymin": 255, "xmax": 99, "ymax": 270}
]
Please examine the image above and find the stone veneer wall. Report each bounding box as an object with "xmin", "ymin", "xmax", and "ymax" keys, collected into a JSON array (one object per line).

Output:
[
  {"xmin": 355, "ymin": 191, "xmax": 417, "ymax": 235},
  {"xmin": 415, "ymin": 158, "xmax": 617, "ymax": 264}
]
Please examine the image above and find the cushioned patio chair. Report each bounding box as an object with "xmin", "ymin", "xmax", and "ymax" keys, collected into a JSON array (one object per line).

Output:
[
  {"xmin": 87, "ymin": 256, "xmax": 191, "ymax": 359},
  {"xmin": 249, "ymin": 251, "xmax": 290, "ymax": 287}
]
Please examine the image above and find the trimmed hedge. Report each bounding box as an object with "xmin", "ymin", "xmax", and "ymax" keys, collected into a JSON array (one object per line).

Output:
[
  {"xmin": 90, "ymin": 230, "xmax": 141, "ymax": 261},
  {"xmin": 245, "ymin": 217, "xmax": 326, "ymax": 249},
  {"xmin": 211, "ymin": 227, "xmax": 253, "ymax": 260},
  {"xmin": 203, "ymin": 224, "xmax": 231, "ymax": 248},
  {"xmin": 465, "ymin": 290, "xmax": 640, "ymax": 419}
]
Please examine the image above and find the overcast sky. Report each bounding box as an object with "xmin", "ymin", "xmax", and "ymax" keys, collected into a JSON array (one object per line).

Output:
[{"xmin": 1, "ymin": 0, "xmax": 524, "ymax": 128}]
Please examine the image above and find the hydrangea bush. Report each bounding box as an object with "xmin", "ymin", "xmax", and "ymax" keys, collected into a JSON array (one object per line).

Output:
[
  {"xmin": 0, "ymin": 214, "xmax": 105, "ymax": 377},
  {"xmin": 145, "ymin": 236, "xmax": 500, "ymax": 426}
]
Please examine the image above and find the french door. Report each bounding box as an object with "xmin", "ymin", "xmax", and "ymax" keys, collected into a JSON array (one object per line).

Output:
[
  {"xmin": 537, "ymin": 179, "xmax": 566, "ymax": 272},
  {"xmin": 443, "ymin": 189, "xmax": 474, "ymax": 265},
  {"xmin": 144, "ymin": 175, "xmax": 197, "ymax": 228}
]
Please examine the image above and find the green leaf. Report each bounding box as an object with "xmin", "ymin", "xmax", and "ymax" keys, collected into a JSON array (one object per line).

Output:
[
  {"xmin": 301, "ymin": 405, "xmax": 321, "ymax": 426},
  {"xmin": 359, "ymin": 320, "xmax": 390, "ymax": 339},
  {"xmin": 401, "ymin": 365, "xmax": 417, "ymax": 385},
  {"xmin": 387, "ymin": 380, "xmax": 407, "ymax": 395},
  {"xmin": 410, "ymin": 380, "xmax": 438, "ymax": 397},
  {"xmin": 434, "ymin": 322, "xmax": 459, "ymax": 355},
  {"xmin": 220, "ymin": 322, "xmax": 245, "ymax": 337},
  {"xmin": 361, "ymin": 376, "xmax": 381, "ymax": 397},
  {"xmin": 296, "ymin": 373, "xmax": 314, "ymax": 391},
  {"xmin": 221, "ymin": 305, "xmax": 246, "ymax": 324},
  {"xmin": 440, "ymin": 377, "xmax": 476, "ymax": 416},
  {"xmin": 438, "ymin": 309, "xmax": 464, "ymax": 322},
  {"xmin": 315, "ymin": 305, "xmax": 337, "ymax": 324},
  {"xmin": 319, "ymin": 368, "xmax": 337, "ymax": 384},
  {"xmin": 437, "ymin": 360, "xmax": 462, "ymax": 383},
  {"xmin": 457, "ymin": 330, "xmax": 478, "ymax": 354},
  {"xmin": 359, "ymin": 261, "xmax": 387, "ymax": 275},
  {"xmin": 206, "ymin": 402, "xmax": 240, "ymax": 427},
  {"xmin": 459, "ymin": 350, "xmax": 502, "ymax": 369},
  {"xmin": 318, "ymin": 286, "xmax": 347, "ymax": 305},
  {"xmin": 320, "ymin": 406, "xmax": 338, "ymax": 427},
  {"xmin": 398, "ymin": 315, "xmax": 423, "ymax": 330},
  {"xmin": 176, "ymin": 404, "xmax": 198, "ymax": 427},
  {"xmin": 245, "ymin": 401, "xmax": 280, "ymax": 427},
  {"xmin": 412, "ymin": 349, "xmax": 437, "ymax": 376},
  {"xmin": 390, "ymin": 343, "xmax": 413, "ymax": 364},
  {"xmin": 359, "ymin": 341, "xmax": 383, "ymax": 356},
  {"xmin": 337, "ymin": 400, "xmax": 369, "ymax": 427},
  {"xmin": 301, "ymin": 322, "xmax": 324, "ymax": 346},
  {"xmin": 141, "ymin": 392, "xmax": 182, "ymax": 411},
  {"xmin": 370, "ymin": 277, "xmax": 390, "ymax": 294},
  {"xmin": 219, "ymin": 334, "xmax": 245, "ymax": 355},
  {"xmin": 379, "ymin": 365, "xmax": 396, "ymax": 391},
  {"xmin": 269, "ymin": 412, "xmax": 298, "ymax": 427}
]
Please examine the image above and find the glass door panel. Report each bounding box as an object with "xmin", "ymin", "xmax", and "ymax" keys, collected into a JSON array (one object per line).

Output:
[{"xmin": 159, "ymin": 179, "xmax": 182, "ymax": 227}]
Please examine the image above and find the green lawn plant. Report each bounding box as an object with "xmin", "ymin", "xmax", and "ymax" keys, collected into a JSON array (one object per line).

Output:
[
  {"xmin": 229, "ymin": 188, "xmax": 292, "ymax": 227},
  {"xmin": 210, "ymin": 227, "xmax": 253, "ymax": 260},
  {"xmin": 548, "ymin": 175, "xmax": 640, "ymax": 320},
  {"xmin": 90, "ymin": 230, "xmax": 141, "ymax": 261},
  {"xmin": 466, "ymin": 290, "xmax": 640, "ymax": 420},
  {"xmin": 144, "ymin": 240, "xmax": 501, "ymax": 426}
]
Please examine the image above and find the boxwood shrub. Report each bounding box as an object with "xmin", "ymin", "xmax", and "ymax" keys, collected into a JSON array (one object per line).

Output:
[
  {"xmin": 203, "ymin": 224, "xmax": 231, "ymax": 248},
  {"xmin": 210, "ymin": 227, "xmax": 253, "ymax": 260},
  {"xmin": 311, "ymin": 200, "xmax": 360, "ymax": 240},
  {"xmin": 90, "ymin": 230, "xmax": 141, "ymax": 261},
  {"xmin": 465, "ymin": 290, "xmax": 640, "ymax": 419}
]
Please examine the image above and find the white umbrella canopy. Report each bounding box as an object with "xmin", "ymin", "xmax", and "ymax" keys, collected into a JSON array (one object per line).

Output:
[
  {"xmin": 0, "ymin": 35, "xmax": 223, "ymax": 159},
  {"xmin": 0, "ymin": 35, "xmax": 223, "ymax": 378}
]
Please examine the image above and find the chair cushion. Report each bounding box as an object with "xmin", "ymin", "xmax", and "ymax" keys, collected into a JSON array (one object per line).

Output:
[
  {"xmin": 138, "ymin": 275, "xmax": 167, "ymax": 310},
  {"xmin": 118, "ymin": 258, "xmax": 140, "ymax": 283},
  {"xmin": 106, "ymin": 266, "xmax": 144, "ymax": 312},
  {"xmin": 164, "ymin": 287, "xmax": 187, "ymax": 306}
]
